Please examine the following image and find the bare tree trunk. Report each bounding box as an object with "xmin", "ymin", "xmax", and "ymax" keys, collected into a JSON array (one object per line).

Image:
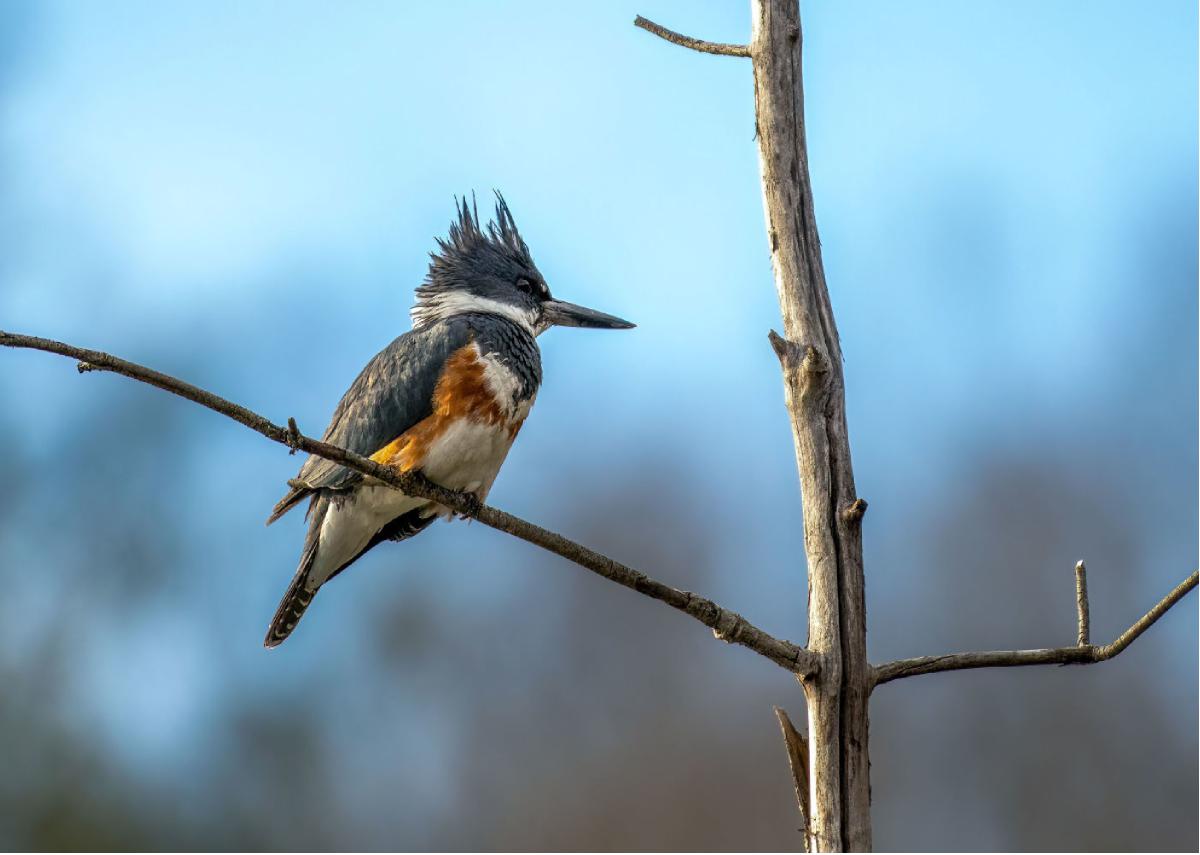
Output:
[{"xmin": 750, "ymin": 1, "xmax": 871, "ymax": 850}]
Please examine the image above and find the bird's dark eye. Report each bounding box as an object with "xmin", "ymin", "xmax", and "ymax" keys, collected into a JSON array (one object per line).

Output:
[{"xmin": 515, "ymin": 276, "xmax": 536, "ymax": 295}]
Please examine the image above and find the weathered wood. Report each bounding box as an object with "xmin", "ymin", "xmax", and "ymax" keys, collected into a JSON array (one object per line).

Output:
[
  {"xmin": 774, "ymin": 706, "xmax": 812, "ymax": 851},
  {"xmin": 751, "ymin": 1, "xmax": 871, "ymax": 850},
  {"xmin": 873, "ymin": 569, "xmax": 1199, "ymax": 687},
  {"xmin": 632, "ymin": 15, "xmax": 751, "ymax": 57},
  {"xmin": 1075, "ymin": 560, "xmax": 1091, "ymax": 647}
]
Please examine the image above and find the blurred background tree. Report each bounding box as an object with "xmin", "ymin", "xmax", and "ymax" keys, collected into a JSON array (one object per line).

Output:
[{"xmin": 0, "ymin": 1, "xmax": 1195, "ymax": 849}]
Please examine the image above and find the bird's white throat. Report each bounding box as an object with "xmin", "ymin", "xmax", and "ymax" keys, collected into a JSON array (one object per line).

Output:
[{"xmin": 411, "ymin": 292, "xmax": 540, "ymax": 336}]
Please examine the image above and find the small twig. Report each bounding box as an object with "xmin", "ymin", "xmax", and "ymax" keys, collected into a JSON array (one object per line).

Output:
[
  {"xmin": 633, "ymin": 15, "xmax": 751, "ymax": 58},
  {"xmin": 285, "ymin": 417, "xmax": 302, "ymax": 455},
  {"xmin": 767, "ymin": 331, "xmax": 830, "ymax": 409},
  {"xmin": 1075, "ymin": 560, "xmax": 1090, "ymax": 646},
  {"xmin": 843, "ymin": 498, "xmax": 868, "ymax": 523},
  {"xmin": 767, "ymin": 329, "xmax": 800, "ymax": 362},
  {"xmin": 0, "ymin": 329, "xmax": 820, "ymax": 678},
  {"xmin": 773, "ymin": 706, "xmax": 812, "ymax": 851},
  {"xmin": 871, "ymin": 570, "xmax": 1198, "ymax": 687}
]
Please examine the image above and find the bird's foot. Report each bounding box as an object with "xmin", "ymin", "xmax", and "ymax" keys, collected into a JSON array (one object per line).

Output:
[{"xmin": 456, "ymin": 491, "xmax": 484, "ymax": 520}]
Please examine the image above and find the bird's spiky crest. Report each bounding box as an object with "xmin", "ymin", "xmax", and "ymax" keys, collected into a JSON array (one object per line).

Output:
[
  {"xmin": 412, "ymin": 192, "xmax": 542, "ymax": 329},
  {"xmin": 428, "ymin": 191, "xmax": 533, "ymax": 278},
  {"xmin": 489, "ymin": 192, "xmax": 530, "ymax": 262}
]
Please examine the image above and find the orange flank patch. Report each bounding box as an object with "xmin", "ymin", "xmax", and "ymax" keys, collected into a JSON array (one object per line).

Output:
[
  {"xmin": 369, "ymin": 343, "xmax": 509, "ymax": 472},
  {"xmin": 368, "ymin": 434, "xmax": 416, "ymax": 468}
]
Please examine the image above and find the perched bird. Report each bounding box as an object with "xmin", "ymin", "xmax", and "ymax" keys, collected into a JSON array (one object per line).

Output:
[{"xmin": 263, "ymin": 194, "xmax": 633, "ymax": 647}]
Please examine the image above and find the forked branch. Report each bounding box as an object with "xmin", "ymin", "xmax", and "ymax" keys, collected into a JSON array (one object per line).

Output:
[
  {"xmin": 872, "ymin": 568, "xmax": 1198, "ymax": 687},
  {"xmin": 0, "ymin": 330, "xmax": 819, "ymax": 678}
]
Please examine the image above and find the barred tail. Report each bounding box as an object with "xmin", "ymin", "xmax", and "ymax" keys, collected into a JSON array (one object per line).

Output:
[
  {"xmin": 265, "ymin": 495, "xmax": 330, "ymax": 648},
  {"xmin": 264, "ymin": 572, "xmax": 319, "ymax": 648}
]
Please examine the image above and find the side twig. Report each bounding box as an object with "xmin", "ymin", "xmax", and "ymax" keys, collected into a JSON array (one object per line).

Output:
[
  {"xmin": 872, "ymin": 569, "xmax": 1198, "ymax": 687},
  {"xmin": 0, "ymin": 330, "xmax": 819, "ymax": 678},
  {"xmin": 1075, "ymin": 560, "xmax": 1090, "ymax": 646},
  {"xmin": 633, "ymin": 15, "xmax": 751, "ymax": 58},
  {"xmin": 773, "ymin": 706, "xmax": 812, "ymax": 852}
]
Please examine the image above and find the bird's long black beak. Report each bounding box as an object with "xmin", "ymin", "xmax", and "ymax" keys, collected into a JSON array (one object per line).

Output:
[{"xmin": 542, "ymin": 299, "xmax": 635, "ymax": 330}]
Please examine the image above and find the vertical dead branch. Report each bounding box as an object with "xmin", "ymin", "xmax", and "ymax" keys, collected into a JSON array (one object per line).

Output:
[
  {"xmin": 631, "ymin": 3, "xmax": 868, "ymax": 846},
  {"xmin": 635, "ymin": 6, "xmax": 1194, "ymax": 849},
  {"xmin": 751, "ymin": 1, "xmax": 871, "ymax": 850}
]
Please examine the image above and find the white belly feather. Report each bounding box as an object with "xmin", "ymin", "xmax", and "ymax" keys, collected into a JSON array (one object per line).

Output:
[{"xmin": 308, "ymin": 351, "xmax": 533, "ymax": 588}]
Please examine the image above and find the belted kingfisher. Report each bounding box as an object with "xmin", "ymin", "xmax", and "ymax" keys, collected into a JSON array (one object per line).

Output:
[{"xmin": 263, "ymin": 194, "xmax": 633, "ymax": 647}]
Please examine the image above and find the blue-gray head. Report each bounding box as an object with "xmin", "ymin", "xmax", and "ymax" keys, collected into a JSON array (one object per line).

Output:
[{"xmin": 412, "ymin": 193, "xmax": 634, "ymax": 335}]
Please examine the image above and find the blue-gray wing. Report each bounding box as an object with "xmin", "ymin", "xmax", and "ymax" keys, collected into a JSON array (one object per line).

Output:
[{"xmin": 266, "ymin": 317, "xmax": 473, "ymax": 524}]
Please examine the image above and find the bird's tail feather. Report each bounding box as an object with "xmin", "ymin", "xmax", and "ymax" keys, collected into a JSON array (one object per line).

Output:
[
  {"xmin": 266, "ymin": 486, "xmax": 309, "ymax": 526},
  {"xmin": 265, "ymin": 495, "xmax": 330, "ymax": 647},
  {"xmin": 264, "ymin": 570, "xmax": 319, "ymax": 648}
]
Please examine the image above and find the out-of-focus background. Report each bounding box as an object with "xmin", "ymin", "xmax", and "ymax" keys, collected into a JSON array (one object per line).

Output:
[{"xmin": 0, "ymin": 1, "xmax": 1195, "ymax": 850}]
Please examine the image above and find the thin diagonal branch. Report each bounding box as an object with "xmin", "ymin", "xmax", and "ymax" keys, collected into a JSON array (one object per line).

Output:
[
  {"xmin": 633, "ymin": 15, "xmax": 751, "ymax": 58},
  {"xmin": 0, "ymin": 329, "xmax": 819, "ymax": 678},
  {"xmin": 1102, "ymin": 569, "xmax": 1196, "ymax": 657},
  {"xmin": 871, "ymin": 569, "xmax": 1198, "ymax": 687}
]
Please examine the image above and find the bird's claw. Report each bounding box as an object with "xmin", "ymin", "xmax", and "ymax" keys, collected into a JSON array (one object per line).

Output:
[{"xmin": 457, "ymin": 492, "xmax": 484, "ymax": 519}]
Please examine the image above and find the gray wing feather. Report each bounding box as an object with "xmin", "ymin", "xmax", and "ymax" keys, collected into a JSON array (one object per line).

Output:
[{"xmin": 266, "ymin": 317, "xmax": 472, "ymax": 524}]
